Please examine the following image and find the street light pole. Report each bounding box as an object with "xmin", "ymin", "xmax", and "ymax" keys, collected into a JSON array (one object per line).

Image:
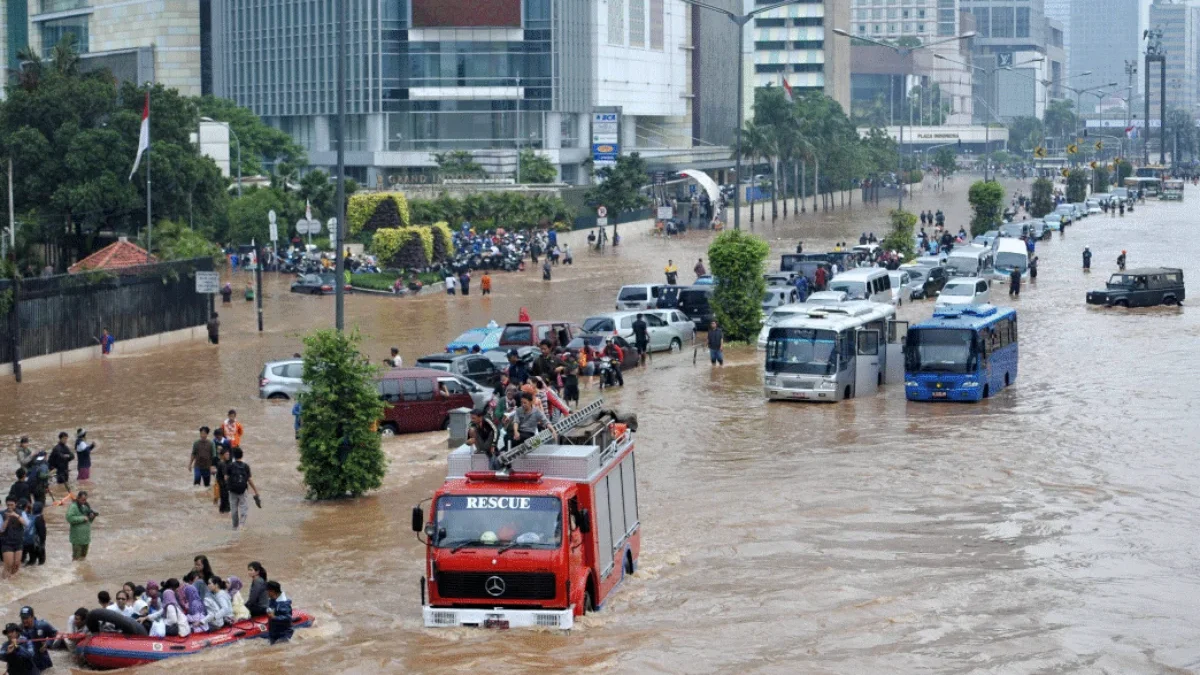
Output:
[
  {"xmin": 679, "ymin": 0, "xmax": 810, "ymax": 231},
  {"xmin": 334, "ymin": 0, "xmax": 347, "ymax": 332}
]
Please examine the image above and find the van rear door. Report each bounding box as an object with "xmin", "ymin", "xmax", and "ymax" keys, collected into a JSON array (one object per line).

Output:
[{"xmin": 854, "ymin": 329, "xmax": 881, "ymax": 397}]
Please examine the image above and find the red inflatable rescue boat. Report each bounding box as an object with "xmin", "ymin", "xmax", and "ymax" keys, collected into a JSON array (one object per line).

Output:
[{"xmin": 74, "ymin": 611, "xmax": 314, "ymax": 669}]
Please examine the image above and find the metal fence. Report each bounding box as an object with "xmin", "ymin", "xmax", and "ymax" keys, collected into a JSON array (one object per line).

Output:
[{"xmin": 0, "ymin": 258, "xmax": 214, "ymax": 365}]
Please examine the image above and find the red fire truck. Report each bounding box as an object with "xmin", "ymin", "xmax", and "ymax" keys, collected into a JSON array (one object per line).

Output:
[{"xmin": 411, "ymin": 400, "xmax": 640, "ymax": 629}]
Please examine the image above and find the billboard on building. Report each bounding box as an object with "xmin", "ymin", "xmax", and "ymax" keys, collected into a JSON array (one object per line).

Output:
[
  {"xmin": 592, "ymin": 112, "xmax": 621, "ymax": 166},
  {"xmin": 411, "ymin": 0, "xmax": 522, "ymax": 27}
]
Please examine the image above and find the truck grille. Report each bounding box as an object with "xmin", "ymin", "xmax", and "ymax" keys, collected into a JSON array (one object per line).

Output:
[{"xmin": 437, "ymin": 572, "xmax": 556, "ymax": 600}]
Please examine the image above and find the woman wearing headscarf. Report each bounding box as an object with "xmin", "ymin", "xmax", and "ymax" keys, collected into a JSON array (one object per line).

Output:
[
  {"xmin": 160, "ymin": 589, "xmax": 190, "ymax": 638},
  {"xmin": 182, "ymin": 584, "xmax": 209, "ymax": 633},
  {"xmin": 227, "ymin": 576, "xmax": 250, "ymax": 622}
]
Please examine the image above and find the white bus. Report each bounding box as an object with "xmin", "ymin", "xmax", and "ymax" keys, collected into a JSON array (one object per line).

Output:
[
  {"xmin": 764, "ymin": 301, "xmax": 905, "ymax": 402},
  {"xmin": 946, "ymin": 244, "xmax": 994, "ymax": 278},
  {"xmin": 991, "ymin": 238, "xmax": 1029, "ymax": 280}
]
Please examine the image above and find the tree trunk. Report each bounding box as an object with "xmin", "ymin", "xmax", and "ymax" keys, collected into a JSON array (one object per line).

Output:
[
  {"xmin": 793, "ymin": 162, "xmax": 800, "ymax": 216},
  {"xmin": 771, "ymin": 157, "xmax": 779, "ymax": 223},
  {"xmin": 812, "ymin": 158, "xmax": 819, "ymax": 213},
  {"xmin": 800, "ymin": 162, "xmax": 807, "ymax": 213},
  {"xmin": 781, "ymin": 160, "xmax": 788, "ymax": 218}
]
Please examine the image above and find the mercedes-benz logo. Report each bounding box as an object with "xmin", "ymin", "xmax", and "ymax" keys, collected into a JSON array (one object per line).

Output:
[{"xmin": 485, "ymin": 576, "xmax": 506, "ymax": 597}]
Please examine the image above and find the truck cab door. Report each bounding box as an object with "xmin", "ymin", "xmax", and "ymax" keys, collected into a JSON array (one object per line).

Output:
[
  {"xmin": 568, "ymin": 496, "xmax": 586, "ymax": 607},
  {"xmin": 854, "ymin": 329, "xmax": 881, "ymax": 397},
  {"xmin": 885, "ymin": 321, "xmax": 908, "ymax": 384}
]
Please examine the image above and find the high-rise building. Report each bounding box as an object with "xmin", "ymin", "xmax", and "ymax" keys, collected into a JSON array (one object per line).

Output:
[
  {"xmin": 1148, "ymin": 0, "xmax": 1200, "ymax": 115},
  {"xmin": 848, "ymin": 0, "xmax": 975, "ymax": 125},
  {"xmin": 693, "ymin": 0, "xmax": 740, "ymax": 147},
  {"xmin": 744, "ymin": 0, "xmax": 850, "ymax": 119},
  {"xmin": 967, "ymin": 0, "xmax": 1065, "ymax": 121},
  {"xmin": 1043, "ymin": 0, "xmax": 1070, "ymax": 71},
  {"xmin": 1069, "ymin": 0, "xmax": 1139, "ymax": 111},
  {"xmin": 214, "ymin": 0, "xmax": 706, "ymax": 185},
  {"xmin": 3, "ymin": 1, "xmax": 211, "ymax": 96}
]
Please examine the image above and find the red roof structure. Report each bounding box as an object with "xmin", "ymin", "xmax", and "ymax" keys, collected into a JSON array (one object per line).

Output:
[{"xmin": 68, "ymin": 239, "xmax": 157, "ymax": 274}]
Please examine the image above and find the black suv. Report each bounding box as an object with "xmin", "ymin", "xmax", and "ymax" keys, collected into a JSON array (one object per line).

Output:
[
  {"xmin": 678, "ymin": 286, "xmax": 716, "ymax": 330},
  {"xmin": 1086, "ymin": 267, "xmax": 1185, "ymax": 307}
]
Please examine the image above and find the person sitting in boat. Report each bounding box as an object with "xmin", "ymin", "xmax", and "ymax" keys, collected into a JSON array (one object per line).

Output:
[
  {"xmin": 107, "ymin": 590, "xmax": 139, "ymax": 622},
  {"xmin": 265, "ymin": 581, "xmax": 293, "ymax": 645},
  {"xmin": 204, "ymin": 577, "xmax": 234, "ymax": 629},
  {"xmin": 136, "ymin": 581, "xmax": 162, "ymax": 626},
  {"xmin": 160, "ymin": 589, "xmax": 190, "ymax": 638},
  {"xmin": 245, "ymin": 562, "xmax": 270, "ymax": 616},
  {"xmin": 227, "ymin": 576, "xmax": 250, "ymax": 621},
  {"xmin": 182, "ymin": 584, "xmax": 209, "ymax": 633},
  {"xmin": 56, "ymin": 608, "xmax": 89, "ymax": 649},
  {"xmin": 1, "ymin": 623, "xmax": 36, "ymax": 675}
]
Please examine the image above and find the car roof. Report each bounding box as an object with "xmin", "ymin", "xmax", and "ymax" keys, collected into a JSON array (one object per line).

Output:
[
  {"xmin": 379, "ymin": 367, "xmax": 453, "ymax": 380},
  {"xmin": 585, "ymin": 311, "xmax": 645, "ymax": 321},
  {"xmin": 829, "ymin": 267, "xmax": 888, "ymax": 281},
  {"xmin": 417, "ymin": 353, "xmax": 479, "ymax": 363},
  {"xmin": 264, "ymin": 358, "xmax": 302, "ymax": 368},
  {"xmin": 1117, "ymin": 267, "xmax": 1183, "ymax": 275},
  {"xmin": 945, "ymin": 276, "xmax": 984, "ymax": 285},
  {"xmin": 619, "ymin": 283, "xmax": 661, "ymax": 290}
]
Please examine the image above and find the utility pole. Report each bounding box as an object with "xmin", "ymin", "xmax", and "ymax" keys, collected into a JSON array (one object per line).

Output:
[
  {"xmin": 7, "ymin": 158, "xmax": 14, "ymax": 253},
  {"xmin": 1145, "ymin": 29, "xmax": 1166, "ymax": 165},
  {"xmin": 334, "ymin": 0, "xmax": 347, "ymax": 332},
  {"xmin": 1124, "ymin": 60, "xmax": 1137, "ymax": 160},
  {"xmin": 253, "ymin": 239, "xmax": 263, "ymax": 332}
]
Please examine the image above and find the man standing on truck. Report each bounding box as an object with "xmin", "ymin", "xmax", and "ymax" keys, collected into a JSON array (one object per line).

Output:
[
  {"xmin": 531, "ymin": 341, "xmax": 561, "ymax": 381},
  {"xmin": 468, "ymin": 409, "xmax": 499, "ymax": 468}
]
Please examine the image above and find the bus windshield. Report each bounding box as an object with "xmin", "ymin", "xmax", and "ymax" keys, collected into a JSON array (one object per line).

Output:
[
  {"xmin": 906, "ymin": 328, "xmax": 977, "ymax": 374},
  {"xmin": 766, "ymin": 328, "xmax": 838, "ymax": 375},
  {"xmin": 995, "ymin": 251, "xmax": 1027, "ymax": 271},
  {"xmin": 434, "ymin": 495, "xmax": 563, "ymax": 550}
]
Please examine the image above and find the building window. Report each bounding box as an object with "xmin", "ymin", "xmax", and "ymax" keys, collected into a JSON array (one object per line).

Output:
[
  {"xmin": 755, "ymin": 18, "xmax": 786, "ymax": 27},
  {"xmin": 902, "ymin": 9, "xmax": 909, "ymax": 18},
  {"xmin": 873, "ymin": 24, "xmax": 881, "ymax": 33},
  {"xmin": 858, "ymin": 24, "xmax": 866, "ymax": 33},
  {"xmin": 650, "ymin": 0, "xmax": 664, "ymax": 49},
  {"xmin": 972, "ymin": 7, "xmax": 988, "ymax": 37},
  {"xmin": 756, "ymin": 41, "xmax": 786, "ymax": 50},
  {"xmin": 793, "ymin": 63, "xmax": 823, "ymax": 73},
  {"xmin": 40, "ymin": 16, "xmax": 89, "ymax": 57},
  {"xmin": 794, "ymin": 40, "xmax": 823, "ymax": 49},
  {"xmin": 991, "ymin": 7, "xmax": 1013, "ymax": 38},
  {"xmin": 871, "ymin": 9, "xmax": 881, "ymax": 19},
  {"xmin": 918, "ymin": 9, "xmax": 926, "ymax": 18},
  {"xmin": 39, "ymin": 0, "xmax": 88, "ymax": 12},
  {"xmin": 904, "ymin": 22, "xmax": 911, "ymax": 31},
  {"xmin": 888, "ymin": 23, "xmax": 898, "ymax": 33},
  {"xmin": 1015, "ymin": 7, "xmax": 1030, "ymax": 38},
  {"xmin": 629, "ymin": 0, "xmax": 645, "ymax": 47},
  {"xmin": 887, "ymin": 8, "xmax": 897, "ymax": 19},
  {"xmin": 917, "ymin": 23, "xmax": 925, "ymax": 32},
  {"xmin": 755, "ymin": 63, "xmax": 787, "ymax": 73},
  {"xmin": 608, "ymin": 0, "xmax": 625, "ymax": 45}
]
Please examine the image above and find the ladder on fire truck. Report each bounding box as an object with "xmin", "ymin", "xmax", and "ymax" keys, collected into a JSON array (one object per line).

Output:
[{"xmin": 497, "ymin": 399, "xmax": 605, "ymax": 468}]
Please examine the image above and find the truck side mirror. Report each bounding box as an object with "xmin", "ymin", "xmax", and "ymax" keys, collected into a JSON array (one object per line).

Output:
[
  {"xmin": 577, "ymin": 508, "xmax": 591, "ymax": 533},
  {"xmin": 411, "ymin": 506, "xmax": 424, "ymax": 532}
]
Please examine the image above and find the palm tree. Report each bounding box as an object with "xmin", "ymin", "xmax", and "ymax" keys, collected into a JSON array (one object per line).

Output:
[
  {"xmin": 13, "ymin": 46, "xmax": 43, "ymax": 91},
  {"xmin": 50, "ymin": 34, "xmax": 82, "ymax": 77},
  {"xmin": 736, "ymin": 120, "xmax": 771, "ymax": 224}
]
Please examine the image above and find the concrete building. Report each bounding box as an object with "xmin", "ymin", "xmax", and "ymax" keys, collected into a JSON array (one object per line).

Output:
[
  {"xmin": 213, "ymin": 0, "xmax": 727, "ymax": 186},
  {"xmin": 1043, "ymin": 0, "xmax": 1070, "ymax": 73},
  {"xmin": 3, "ymin": 0, "xmax": 210, "ymax": 96},
  {"xmin": 967, "ymin": 0, "xmax": 1065, "ymax": 121},
  {"xmin": 1148, "ymin": 0, "xmax": 1200, "ymax": 115},
  {"xmin": 1068, "ymin": 0, "xmax": 1139, "ymax": 111},
  {"xmin": 693, "ymin": 0, "xmax": 740, "ymax": 147},
  {"xmin": 849, "ymin": 0, "xmax": 975, "ymax": 125},
  {"xmin": 744, "ymin": 0, "xmax": 850, "ymax": 120}
]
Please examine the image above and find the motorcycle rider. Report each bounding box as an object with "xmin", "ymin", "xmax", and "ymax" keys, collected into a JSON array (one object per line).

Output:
[{"xmin": 601, "ymin": 338, "xmax": 625, "ymax": 387}]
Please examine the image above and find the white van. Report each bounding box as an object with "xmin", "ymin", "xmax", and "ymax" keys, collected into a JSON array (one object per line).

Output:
[
  {"xmin": 946, "ymin": 244, "xmax": 994, "ymax": 278},
  {"xmin": 992, "ymin": 238, "xmax": 1029, "ymax": 280},
  {"xmin": 615, "ymin": 284, "xmax": 663, "ymax": 311},
  {"xmin": 826, "ymin": 267, "xmax": 893, "ymax": 304}
]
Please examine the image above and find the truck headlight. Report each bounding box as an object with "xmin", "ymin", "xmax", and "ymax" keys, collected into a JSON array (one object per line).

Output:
[
  {"xmin": 961, "ymin": 381, "xmax": 980, "ymax": 388},
  {"xmin": 905, "ymin": 381, "xmax": 918, "ymax": 387}
]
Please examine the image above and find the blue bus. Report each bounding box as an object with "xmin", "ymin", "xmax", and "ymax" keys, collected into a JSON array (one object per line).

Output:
[{"xmin": 904, "ymin": 305, "xmax": 1018, "ymax": 401}]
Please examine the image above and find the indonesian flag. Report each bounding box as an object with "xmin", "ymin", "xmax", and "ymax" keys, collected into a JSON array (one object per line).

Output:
[
  {"xmin": 129, "ymin": 92, "xmax": 150, "ymax": 180},
  {"xmin": 782, "ymin": 76, "xmax": 794, "ymax": 103}
]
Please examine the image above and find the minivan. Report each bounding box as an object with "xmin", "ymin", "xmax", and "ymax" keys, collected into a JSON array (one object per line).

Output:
[
  {"xmin": 376, "ymin": 368, "xmax": 477, "ymax": 436},
  {"xmin": 498, "ymin": 321, "xmax": 582, "ymax": 349},
  {"xmin": 615, "ymin": 284, "xmax": 663, "ymax": 311},
  {"xmin": 678, "ymin": 286, "xmax": 716, "ymax": 329},
  {"xmin": 826, "ymin": 268, "xmax": 893, "ymax": 304}
]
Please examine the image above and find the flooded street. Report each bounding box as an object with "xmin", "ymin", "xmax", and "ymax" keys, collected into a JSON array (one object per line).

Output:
[{"xmin": 3, "ymin": 177, "xmax": 1200, "ymax": 673}]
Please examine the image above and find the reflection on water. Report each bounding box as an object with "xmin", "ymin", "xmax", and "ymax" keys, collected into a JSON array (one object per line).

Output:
[{"xmin": 2, "ymin": 180, "xmax": 1200, "ymax": 673}]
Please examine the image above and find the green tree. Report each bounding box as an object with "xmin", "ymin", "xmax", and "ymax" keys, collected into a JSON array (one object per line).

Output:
[
  {"xmin": 968, "ymin": 180, "xmax": 1005, "ymax": 235},
  {"xmin": 1030, "ymin": 177, "xmax": 1055, "ymax": 218},
  {"xmin": 1115, "ymin": 158, "xmax": 1134, "ymax": 184},
  {"xmin": 852, "ymin": 93, "xmax": 890, "ymax": 128},
  {"xmin": 1092, "ymin": 165, "xmax": 1111, "ymax": 193},
  {"xmin": 146, "ymin": 219, "xmax": 222, "ymax": 263},
  {"xmin": 881, "ymin": 209, "xmax": 917, "ymax": 260},
  {"xmin": 586, "ymin": 153, "xmax": 651, "ymax": 218},
  {"xmin": 227, "ymin": 186, "xmax": 292, "ymax": 244},
  {"xmin": 1006, "ymin": 116, "xmax": 1045, "ymax": 154},
  {"xmin": 196, "ymin": 95, "xmax": 305, "ymax": 176},
  {"xmin": 1167, "ymin": 107, "xmax": 1197, "ymax": 161},
  {"xmin": 861, "ymin": 127, "xmax": 899, "ymax": 175},
  {"xmin": 931, "ymin": 147, "xmax": 957, "ymax": 176},
  {"xmin": 297, "ymin": 329, "xmax": 388, "ymax": 500},
  {"xmin": 1043, "ymin": 99, "xmax": 1077, "ymax": 143},
  {"xmin": 707, "ymin": 230, "xmax": 769, "ymax": 342},
  {"xmin": 518, "ymin": 149, "xmax": 557, "ymax": 184},
  {"xmin": 433, "ymin": 151, "xmax": 485, "ymax": 177},
  {"xmin": 1066, "ymin": 169, "xmax": 1089, "ymax": 203}
]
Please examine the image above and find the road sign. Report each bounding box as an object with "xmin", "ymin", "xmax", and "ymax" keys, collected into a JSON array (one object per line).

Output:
[
  {"xmin": 1067, "ymin": 144, "xmax": 1078, "ymax": 155},
  {"xmin": 327, "ymin": 217, "xmax": 339, "ymax": 241},
  {"xmin": 657, "ymin": 206, "xmax": 673, "ymax": 220},
  {"xmin": 597, "ymin": 206, "xmax": 608, "ymax": 218},
  {"xmin": 195, "ymin": 271, "xmax": 220, "ymax": 294},
  {"xmin": 597, "ymin": 217, "xmax": 609, "ymax": 227},
  {"xmin": 269, "ymin": 209, "xmax": 279, "ymax": 242},
  {"xmin": 296, "ymin": 218, "xmax": 320, "ymax": 235},
  {"xmin": 1095, "ymin": 141, "xmax": 1103, "ymax": 151},
  {"xmin": 1090, "ymin": 161, "xmax": 1099, "ymax": 169},
  {"xmin": 1034, "ymin": 146, "xmax": 1047, "ymax": 159},
  {"xmin": 997, "ymin": 52, "xmax": 1014, "ymax": 68},
  {"xmin": 1060, "ymin": 168, "xmax": 1070, "ymax": 177}
]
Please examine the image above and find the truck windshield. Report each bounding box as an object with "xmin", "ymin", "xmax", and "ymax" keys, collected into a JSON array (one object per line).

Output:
[
  {"xmin": 905, "ymin": 328, "xmax": 977, "ymax": 374},
  {"xmin": 995, "ymin": 252, "xmax": 1027, "ymax": 271},
  {"xmin": 766, "ymin": 328, "xmax": 838, "ymax": 375},
  {"xmin": 500, "ymin": 325, "xmax": 532, "ymax": 344},
  {"xmin": 434, "ymin": 495, "xmax": 563, "ymax": 549}
]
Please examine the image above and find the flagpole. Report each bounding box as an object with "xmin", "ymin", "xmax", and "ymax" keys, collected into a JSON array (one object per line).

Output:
[{"xmin": 146, "ymin": 89, "xmax": 152, "ymax": 263}]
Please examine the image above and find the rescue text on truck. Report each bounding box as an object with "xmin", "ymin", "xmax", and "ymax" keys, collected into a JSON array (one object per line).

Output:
[{"xmin": 412, "ymin": 399, "xmax": 641, "ymax": 630}]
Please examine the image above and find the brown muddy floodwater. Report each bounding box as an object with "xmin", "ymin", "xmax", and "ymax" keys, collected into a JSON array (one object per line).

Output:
[{"xmin": 2, "ymin": 177, "xmax": 1200, "ymax": 674}]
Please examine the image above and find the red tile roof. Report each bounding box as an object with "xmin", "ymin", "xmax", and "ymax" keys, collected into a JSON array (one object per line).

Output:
[{"xmin": 68, "ymin": 240, "xmax": 157, "ymax": 274}]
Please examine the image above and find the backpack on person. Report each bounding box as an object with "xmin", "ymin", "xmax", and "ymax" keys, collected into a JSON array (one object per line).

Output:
[{"xmin": 226, "ymin": 461, "xmax": 249, "ymax": 495}]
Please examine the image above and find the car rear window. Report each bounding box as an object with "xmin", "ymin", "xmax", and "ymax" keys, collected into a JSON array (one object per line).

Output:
[
  {"xmin": 619, "ymin": 287, "xmax": 648, "ymax": 301},
  {"xmin": 501, "ymin": 325, "xmax": 533, "ymax": 343},
  {"xmin": 583, "ymin": 317, "xmax": 615, "ymax": 332},
  {"xmin": 417, "ymin": 360, "xmax": 451, "ymax": 372}
]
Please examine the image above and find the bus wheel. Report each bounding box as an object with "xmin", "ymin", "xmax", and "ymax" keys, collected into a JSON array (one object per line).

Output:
[
  {"xmin": 844, "ymin": 385, "xmax": 853, "ymax": 400},
  {"xmin": 1004, "ymin": 373, "xmax": 1010, "ymax": 387}
]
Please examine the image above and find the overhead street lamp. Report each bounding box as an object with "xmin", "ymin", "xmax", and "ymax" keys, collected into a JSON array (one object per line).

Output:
[
  {"xmin": 677, "ymin": 0, "xmax": 811, "ymax": 230},
  {"xmin": 833, "ymin": 29, "xmax": 977, "ymax": 210},
  {"xmin": 200, "ymin": 117, "xmax": 242, "ymax": 197},
  {"xmin": 935, "ymin": 54, "xmax": 1044, "ymax": 120},
  {"xmin": 972, "ymin": 96, "xmax": 1005, "ymax": 182},
  {"xmin": 1063, "ymin": 82, "xmax": 1118, "ymax": 164}
]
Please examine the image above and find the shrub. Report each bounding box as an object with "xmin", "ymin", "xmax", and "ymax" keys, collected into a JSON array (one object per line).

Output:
[
  {"xmin": 347, "ymin": 192, "xmax": 411, "ymax": 236},
  {"xmin": 707, "ymin": 230, "xmax": 770, "ymax": 343},
  {"xmin": 968, "ymin": 180, "xmax": 1006, "ymax": 236},
  {"xmin": 372, "ymin": 226, "xmax": 434, "ymax": 269},
  {"xmin": 881, "ymin": 209, "xmax": 917, "ymax": 261},
  {"xmin": 297, "ymin": 329, "xmax": 387, "ymax": 499},
  {"xmin": 429, "ymin": 221, "xmax": 455, "ymax": 261},
  {"xmin": 1030, "ymin": 177, "xmax": 1055, "ymax": 218},
  {"xmin": 1066, "ymin": 169, "xmax": 1088, "ymax": 203}
]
